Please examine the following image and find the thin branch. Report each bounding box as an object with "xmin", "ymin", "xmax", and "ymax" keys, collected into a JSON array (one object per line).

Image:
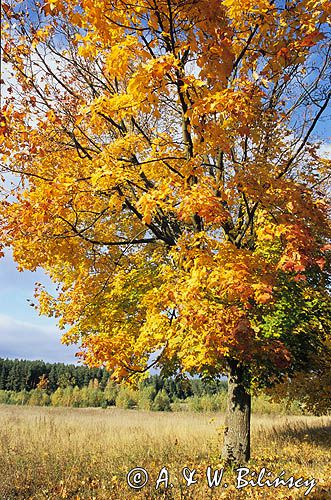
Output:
[
  {"xmin": 277, "ymin": 91, "xmax": 331, "ymax": 178},
  {"xmin": 56, "ymin": 214, "xmax": 158, "ymax": 246}
]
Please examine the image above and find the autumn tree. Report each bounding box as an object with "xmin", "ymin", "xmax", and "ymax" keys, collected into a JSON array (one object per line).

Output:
[{"xmin": 1, "ymin": 0, "xmax": 330, "ymax": 463}]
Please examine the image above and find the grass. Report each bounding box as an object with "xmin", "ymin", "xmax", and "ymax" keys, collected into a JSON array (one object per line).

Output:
[{"xmin": 0, "ymin": 405, "xmax": 329, "ymax": 499}]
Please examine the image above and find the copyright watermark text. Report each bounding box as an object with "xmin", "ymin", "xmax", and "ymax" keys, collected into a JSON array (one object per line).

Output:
[{"xmin": 126, "ymin": 466, "xmax": 317, "ymax": 496}]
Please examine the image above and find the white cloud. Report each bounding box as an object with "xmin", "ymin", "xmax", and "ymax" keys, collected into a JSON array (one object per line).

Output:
[
  {"xmin": 318, "ymin": 142, "xmax": 331, "ymax": 158},
  {"xmin": 0, "ymin": 250, "xmax": 78, "ymax": 364},
  {"xmin": 0, "ymin": 313, "xmax": 78, "ymax": 363}
]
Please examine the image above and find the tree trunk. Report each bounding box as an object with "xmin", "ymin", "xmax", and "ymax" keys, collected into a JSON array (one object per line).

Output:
[{"xmin": 221, "ymin": 360, "xmax": 251, "ymax": 464}]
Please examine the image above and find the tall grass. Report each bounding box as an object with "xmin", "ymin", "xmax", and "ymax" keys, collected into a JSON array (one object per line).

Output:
[{"xmin": 0, "ymin": 405, "xmax": 329, "ymax": 499}]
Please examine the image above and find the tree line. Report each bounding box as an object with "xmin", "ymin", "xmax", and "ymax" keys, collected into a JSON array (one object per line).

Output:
[
  {"xmin": 0, "ymin": 358, "xmax": 109, "ymax": 393},
  {"xmin": 0, "ymin": 373, "xmax": 305, "ymax": 415},
  {"xmin": 0, "ymin": 358, "xmax": 227, "ymax": 399}
]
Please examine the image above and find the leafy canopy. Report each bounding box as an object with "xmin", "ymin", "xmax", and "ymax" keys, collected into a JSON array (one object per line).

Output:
[{"xmin": 0, "ymin": 0, "xmax": 330, "ymax": 391}]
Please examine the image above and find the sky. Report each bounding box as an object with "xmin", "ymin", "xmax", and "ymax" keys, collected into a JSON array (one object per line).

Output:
[
  {"xmin": 0, "ymin": 251, "xmax": 78, "ymax": 363},
  {"xmin": 0, "ymin": 53, "xmax": 79, "ymax": 364}
]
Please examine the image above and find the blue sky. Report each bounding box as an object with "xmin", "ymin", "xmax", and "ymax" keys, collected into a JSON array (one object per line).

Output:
[{"xmin": 0, "ymin": 250, "xmax": 78, "ymax": 363}]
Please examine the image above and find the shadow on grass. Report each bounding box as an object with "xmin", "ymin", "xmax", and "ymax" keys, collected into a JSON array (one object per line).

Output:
[
  {"xmin": 269, "ymin": 421, "xmax": 331, "ymax": 450},
  {"xmin": 310, "ymin": 484, "xmax": 331, "ymax": 500}
]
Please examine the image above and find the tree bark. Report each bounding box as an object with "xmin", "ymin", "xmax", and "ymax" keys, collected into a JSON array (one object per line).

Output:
[{"xmin": 221, "ymin": 360, "xmax": 251, "ymax": 464}]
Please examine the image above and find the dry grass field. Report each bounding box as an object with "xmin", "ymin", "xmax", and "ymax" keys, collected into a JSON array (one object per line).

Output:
[{"xmin": 0, "ymin": 405, "xmax": 329, "ymax": 499}]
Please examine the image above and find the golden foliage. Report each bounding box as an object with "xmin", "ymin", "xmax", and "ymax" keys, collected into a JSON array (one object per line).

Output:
[{"xmin": 0, "ymin": 0, "xmax": 330, "ymax": 387}]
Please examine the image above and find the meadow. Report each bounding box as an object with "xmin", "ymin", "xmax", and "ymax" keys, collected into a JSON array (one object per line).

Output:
[{"xmin": 0, "ymin": 405, "xmax": 330, "ymax": 499}]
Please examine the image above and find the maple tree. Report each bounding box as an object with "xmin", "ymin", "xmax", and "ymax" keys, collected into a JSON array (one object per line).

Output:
[{"xmin": 1, "ymin": 0, "xmax": 330, "ymax": 463}]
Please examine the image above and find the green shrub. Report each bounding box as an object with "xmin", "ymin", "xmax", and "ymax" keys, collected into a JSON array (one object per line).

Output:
[
  {"xmin": 0, "ymin": 390, "xmax": 10, "ymax": 404},
  {"xmin": 71, "ymin": 386, "xmax": 82, "ymax": 407},
  {"xmin": 170, "ymin": 398, "xmax": 188, "ymax": 412},
  {"xmin": 152, "ymin": 389, "xmax": 171, "ymax": 412},
  {"xmin": 104, "ymin": 380, "xmax": 119, "ymax": 406},
  {"xmin": 50, "ymin": 388, "xmax": 64, "ymax": 406},
  {"xmin": 115, "ymin": 386, "xmax": 138, "ymax": 409},
  {"xmin": 138, "ymin": 386, "xmax": 156, "ymax": 410},
  {"xmin": 12, "ymin": 390, "xmax": 30, "ymax": 405},
  {"xmin": 252, "ymin": 394, "xmax": 304, "ymax": 415},
  {"xmin": 186, "ymin": 393, "xmax": 226, "ymax": 412},
  {"xmin": 28, "ymin": 389, "xmax": 50, "ymax": 406},
  {"xmin": 77, "ymin": 386, "xmax": 89, "ymax": 407}
]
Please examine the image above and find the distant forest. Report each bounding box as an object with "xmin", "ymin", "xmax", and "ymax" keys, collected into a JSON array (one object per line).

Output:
[
  {"xmin": 0, "ymin": 358, "xmax": 305, "ymax": 414},
  {"xmin": 0, "ymin": 358, "xmax": 226, "ymax": 399},
  {"xmin": 0, "ymin": 358, "xmax": 110, "ymax": 393}
]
